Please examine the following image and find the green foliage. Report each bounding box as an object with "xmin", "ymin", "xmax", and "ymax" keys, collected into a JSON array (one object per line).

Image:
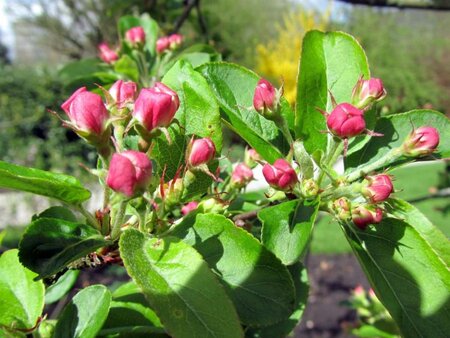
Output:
[
  {"xmin": 0, "ymin": 249, "xmax": 45, "ymax": 333},
  {"xmin": 0, "ymin": 161, "xmax": 91, "ymax": 204},
  {"xmin": 345, "ymin": 110, "xmax": 450, "ymax": 174},
  {"xmin": 119, "ymin": 228, "xmax": 244, "ymax": 338},
  {"xmin": 172, "ymin": 213, "xmax": 297, "ymax": 326},
  {"xmin": 45, "ymin": 270, "xmax": 79, "ymax": 304},
  {"xmin": 340, "ymin": 199, "xmax": 450, "ymax": 337},
  {"xmin": 295, "ymin": 30, "xmax": 370, "ymax": 156},
  {"xmin": 259, "ymin": 199, "xmax": 319, "ymax": 265},
  {"xmin": 198, "ymin": 62, "xmax": 291, "ymax": 163},
  {"xmin": 53, "ymin": 285, "xmax": 112, "ymax": 338},
  {"xmin": 19, "ymin": 218, "xmax": 110, "ymax": 279}
]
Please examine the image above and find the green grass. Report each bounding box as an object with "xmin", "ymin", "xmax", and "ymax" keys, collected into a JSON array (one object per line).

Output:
[{"xmin": 310, "ymin": 161, "xmax": 449, "ymax": 254}]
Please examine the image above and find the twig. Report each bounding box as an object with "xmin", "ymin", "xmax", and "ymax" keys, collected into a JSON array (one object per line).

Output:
[{"xmin": 172, "ymin": 0, "xmax": 198, "ymax": 33}]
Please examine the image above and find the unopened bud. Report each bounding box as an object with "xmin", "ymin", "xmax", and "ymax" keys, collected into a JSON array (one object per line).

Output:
[
  {"xmin": 326, "ymin": 103, "xmax": 366, "ymax": 138},
  {"xmin": 198, "ymin": 198, "xmax": 227, "ymax": 214},
  {"xmin": 253, "ymin": 79, "xmax": 279, "ymax": 120},
  {"xmin": 352, "ymin": 205, "xmax": 383, "ymax": 230},
  {"xmin": 133, "ymin": 82, "xmax": 179, "ymax": 132},
  {"xmin": 98, "ymin": 42, "xmax": 118, "ymax": 64},
  {"xmin": 61, "ymin": 87, "xmax": 109, "ymax": 136},
  {"xmin": 331, "ymin": 197, "xmax": 352, "ymax": 221},
  {"xmin": 362, "ymin": 174, "xmax": 393, "ymax": 203},
  {"xmin": 125, "ymin": 26, "xmax": 146, "ymax": 47},
  {"xmin": 168, "ymin": 34, "xmax": 183, "ymax": 50},
  {"xmin": 156, "ymin": 37, "xmax": 170, "ymax": 54},
  {"xmin": 188, "ymin": 138, "xmax": 216, "ymax": 167},
  {"xmin": 301, "ymin": 179, "xmax": 319, "ymax": 198},
  {"xmin": 181, "ymin": 201, "xmax": 198, "ymax": 215},
  {"xmin": 106, "ymin": 151, "xmax": 152, "ymax": 197},
  {"xmin": 262, "ymin": 159, "xmax": 298, "ymax": 191},
  {"xmin": 402, "ymin": 126, "xmax": 439, "ymax": 157},
  {"xmin": 109, "ymin": 80, "xmax": 137, "ymax": 109},
  {"xmin": 352, "ymin": 77, "xmax": 386, "ymax": 108},
  {"xmin": 244, "ymin": 148, "xmax": 261, "ymax": 168},
  {"xmin": 231, "ymin": 163, "xmax": 253, "ymax": 188},
  {"xmin": 160, "ymin": 178, "xmax": 184, "ymax": 206}
]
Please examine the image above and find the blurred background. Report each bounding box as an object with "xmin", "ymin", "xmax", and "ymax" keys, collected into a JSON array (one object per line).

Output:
[{"xmin": 0, "ymin": 0, "xmax": 449, "ymax": 336}]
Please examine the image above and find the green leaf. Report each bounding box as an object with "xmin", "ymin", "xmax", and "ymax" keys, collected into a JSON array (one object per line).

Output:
[
  {"xmin": 345, "ymin": 110, "xmax": 450, "ymax": 173},
  {"xmin": 352, "ymin": 325, "xmax": 399, "ymax": 338},
  {"xmin": 118, "ymin": 14, "xmax": 159, "ymax": 55},
  {"xmin": 0, "ymin": 161, "xmax": 91, "ymax": 204},
  {"xmin": 45, "ymin": 270, "xmax": 79, "ymax": 304},
  {"xmin": 259, "ymin": 199, "xmax": 319, "ymax": 265},
  {"xmin": 172, "ymin": 213, "xmax": 296, "ymax": 326},
  {"xmin": 386, "ymin": 198, "xmax": 450, "ymax": 267},
  {"xmin": 32, "ymin": 206, "xmax": 77, "ymax": 222},
  {"xmin": 120, "ymin": 228, "xmax": 243, "ymax": 338},
  {"xmin": 163, "ymin": 44, "xmax": 222, "ymax": 72},
  {"xmin": 340, "ymin": 214, "xmax": 450, "ymax": 337},
  {"xmin": 114, "ymin": 55, "xmax": 139, "ymax": 81},
  {"xmin": 19, "ymin": 218, "xmax": 110, "ymax": 279},
  {"xmin": 0, "ymin": 249, "xmax": 45, "ymax": 332},
  {"xmin": 295, "ymin": 30, "xmax": 370, "ymax": 156},
  {"xmin": 162, "ymin": 60, "xmax": 222, "ymax": 151},
  {"xmin": 152, "ymin": 124, "xmax": 187, "ymax": 179},
  {"xmin": 246, "ymin": 263, "xmax": 309, "ymax": 337},
  {"xmin": 53, "ymin": 285, "xmax": 111, "ymax": 338},
  {"xmin": 198, "ymin": 62, "xmax": 290, "ymax": 163},
  {"xmin": 100, "ymin": 283, "xmax": 165, "ymax": 337}
]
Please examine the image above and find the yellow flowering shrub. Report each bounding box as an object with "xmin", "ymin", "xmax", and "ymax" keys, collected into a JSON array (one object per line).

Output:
[{"xmin": 256, "ymin": 6, "xmax": 331, "ymax": 103}]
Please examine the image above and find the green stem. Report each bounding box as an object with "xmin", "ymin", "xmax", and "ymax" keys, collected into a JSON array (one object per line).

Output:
[
  {"xmin": 111, "ymin": 200, "xmax": 128, "ymax": 240},
  {"xmin": 77, "ymin": 205, "xmax": 100, "ymax": 231},
  {"xmin": 318, "ymin": 138, "xmax": 343, "ymax": 186},
  {"xmin": 113, "ymin": 124, "xmax": 125, "ymax": 151},
  {"xmin": 346, "ymin": 147, "xmax": 403, "ymax": 182}
]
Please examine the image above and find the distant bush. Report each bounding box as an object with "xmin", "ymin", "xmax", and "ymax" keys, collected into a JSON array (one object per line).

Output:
[{"xmin": 0, "ymin": 66, "xmax": 96, "ymax": 176}]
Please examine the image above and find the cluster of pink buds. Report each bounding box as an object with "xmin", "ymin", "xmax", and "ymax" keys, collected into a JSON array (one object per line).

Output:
[
  {"xmin": 125, "ymin": 26, "xmax": 146, "ymax": 47},
  {"xmin": 98, "ymin": 42, "xmax": 119, "ymax": 64},
  {"xmin": 351, "ymin": 205, "xmax": 383, "ymax": 230},
  {"xmin": 156, "ymin": 34, "xmax": 183, "ymax": 54}
]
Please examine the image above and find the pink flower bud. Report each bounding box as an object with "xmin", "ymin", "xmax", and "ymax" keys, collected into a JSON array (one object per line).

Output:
[
  {"xmin": 156, "ymin": 37, "xmax": 170, "ymax": 54},
  {"xmin": 109, "ymin": 80, "xmax": 137, "ymax": 109},
  {"xmin": 326, "ymin": 103, "xmax": 366, "ymax": 138},
  {"xmin": 353, "ymin": 285, "xmax": 365, "ymax": 297},
  {"xmin": 362, "ymin": 174, "xmax": 393, "ymax": 203},
  {"xmin": 168, "ymin": 33, "xmax": 183, "ymax": 49},
  {"xmin": 181, "ymin": 201, "xmax": 198, "ymax": 215},
  {"xmin": 231, "ymin": 163, "xmax": 253, "ymax": 188},
  {"xmin": 253, "ymin": 79, "xmax": 276, "ymax": 115},
  {"xmin": 61, "ymin": 87, "xmax": 109, "ymax": 135},
  {"xmin": 353, "ymin": 77, "xmax": 386, "ymax": 108},
  {"xmin": 262, "ymin": 159, "xmax": 298, "ymax": 191},
  {"xmin": 188, "ymin": 138, "xmax": 216, "ymax": 167},
  {"xmin": 125, "ymin": 26, "xmax": 146, "ymax": 46},
  {"xmin": 133, "ymin": 82, "xmax": 179, "ymax": 132},
  {"xmin": 244, "ymin": 148, "xmax": 261, "ymax": 168},
  {"xmin": 352, "ymin": 205, "xmax": 383, "ymax": 230},
  {"xmin": 98, "ymin": 42, "xmax": 118, "ymax": 64},
  {"xmin": 106, "ymin": 151, "xmax": 152, "ymax": 197},
  {"xmin": 402, "ymin": 126, "xmax": 440, "ymax": 157}
]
